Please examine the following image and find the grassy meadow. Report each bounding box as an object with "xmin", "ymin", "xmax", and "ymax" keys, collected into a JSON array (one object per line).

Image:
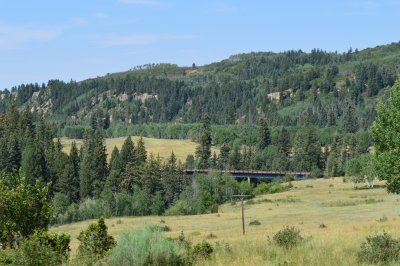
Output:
[
  {"xmin": 52, "ymin": 177, "xmax": 400, "ymax": 265},
  {"xmin": 59, "ymin": 136, "xmax": 218, "ymax": 162}
]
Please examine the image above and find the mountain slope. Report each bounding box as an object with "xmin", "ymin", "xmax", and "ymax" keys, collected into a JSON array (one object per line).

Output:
[{"xmin": 1, "ymin": 41, "xmax": 399, "ymax": 134}]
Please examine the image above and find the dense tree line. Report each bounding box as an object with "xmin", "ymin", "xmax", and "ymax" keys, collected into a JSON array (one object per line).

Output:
[{"xmin": 0, "ymin": 105, "xmax": 261, "ymax": 226}]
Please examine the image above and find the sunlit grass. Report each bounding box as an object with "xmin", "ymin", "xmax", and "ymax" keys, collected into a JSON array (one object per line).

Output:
[
  {"xmin": 59, "ymin": 136, "xmax": 218, "ymax": 162},
  {"xmin": 52, "ymin": 177, "xmax": 400, "ymax": 265}
]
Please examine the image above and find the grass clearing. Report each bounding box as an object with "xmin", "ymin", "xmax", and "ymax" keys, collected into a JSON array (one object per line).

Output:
[
  {"xmin": 52, "ymin": 177, "xmax": 400, "ymax": 265},
  {"xmin": 60, "ymin": 136, "xmax": 218, "ymax": 162}
]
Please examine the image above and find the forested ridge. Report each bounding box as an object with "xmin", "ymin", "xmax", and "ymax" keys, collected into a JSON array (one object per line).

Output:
[{"xmin": 1, "ymin": 41, "xmax": 399, "ymax": 132}]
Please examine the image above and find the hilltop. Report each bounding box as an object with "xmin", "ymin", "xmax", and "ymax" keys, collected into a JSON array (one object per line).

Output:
[{"xmin": 0, "ymin": 41, "xmax": 399, "ymax": 137}]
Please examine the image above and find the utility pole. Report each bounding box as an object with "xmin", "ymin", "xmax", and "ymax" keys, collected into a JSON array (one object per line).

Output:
[{"xmin": 232, "ymin": 194, "xmax": 251, "ymax": 235}]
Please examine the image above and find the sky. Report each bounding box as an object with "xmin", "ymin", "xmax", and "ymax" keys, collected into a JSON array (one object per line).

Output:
[{"xmin": 0, "ymin": 0, "xmax": 399, "ymax": 90}]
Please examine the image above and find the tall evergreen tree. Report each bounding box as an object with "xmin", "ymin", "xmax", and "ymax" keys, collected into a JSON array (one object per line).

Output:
[
  {"xmin": 136, "ymin": 137, "xmax": 147, "ymax": 164},
  {"xmin": 21, "ymin": 140, "xmax": 47, "ymax": 186},
  {"xmin": 195, "ymin": 113, "xmax": 212, "ymax": 169},
  {"xmin": 257, "ymin": 118, "xmax": 271, "ymax": 150},
  {"xmin": 120, "ymin": 136, "xmax": 136, "ymax": 170},
  {"xmin": 292, "ymin": 125, "xmax": 322, "ymax": 172}
]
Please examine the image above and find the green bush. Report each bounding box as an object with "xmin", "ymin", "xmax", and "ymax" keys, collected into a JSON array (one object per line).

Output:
[
  {"xmin": 272, "ymin": 226, "xmax": 303, "ymax": 249},
  {"xmin": 192, "ymin": 241, "xmax": 214, "ymax": 259},
  {"xmin": 254, "ymin": 182, "xmax": 288, "ymax": 195},
  {"xmin": 77, "ymin": 217, "xmax": 116, "ymax": 258},
  {"xmin": 107, "ymin": 226, "xmax": 190, "ymax": 266},
  {"xmin": 12, "ymin": 231, "xmax": 70, "ymax": 266},
  {"xmin": 358, "ymin": 232, "xmax": 400, "ymax": 264},
  {"xmin": 0, "ymin": 249, "xmax": 16, "ymax": 265},
  {"xmin": 249, "ymin": 220, "xmax": 261, "ymax": 226},
  {"xmin": 283, "ymin": 175, "xmax": 294, "ymax": 182}
]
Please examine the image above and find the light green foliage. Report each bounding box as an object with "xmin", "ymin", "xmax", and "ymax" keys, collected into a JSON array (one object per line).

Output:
[
  {"xmin": 358, "ymin": 232, "xmax": 400, "ymax": 264},
  {"xmin": 372, "ymin": 78, "xmax": 400, "ymax": 193},
  {"xmin": 107, "ymin": 226, "xmax": 189, "ymax": 266},
  {"xmin": 15, "ymin": 230, "xmax": 70, "ymax": 265},
  {"xmin": 254, "ymin": 182, "xmax": 288, "ymax": 195},
  {"xmin": 346, "ymin": 154, "xmax": 375, "ymax": 187},
  {"xmin": 272, "ymin": 226, "xmax": 303, "ymax": 249},
  {"xmin": 77, "ymin": 217, "xmax": 116, "ymax": 258}
]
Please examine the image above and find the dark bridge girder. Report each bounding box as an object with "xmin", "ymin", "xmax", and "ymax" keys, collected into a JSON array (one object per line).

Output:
[{"xmin": 184, "ymin": 169, "xmax": 310, "ymax": 180}]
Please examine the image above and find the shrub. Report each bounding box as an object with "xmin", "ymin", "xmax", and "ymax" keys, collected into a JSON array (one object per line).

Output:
[
  {"xmin": 272, "ymin": 226, "xmax": 303, "ymax": 249},
  {"xmin": 12, "ymin": 231, "xmax": 70, "ymax": 266},
  {"xmin": 249, "ymin": 220, "xmax": 261, "ymax": 226},
  {"xmin": 283, "ymin": 175, "xmax": 294, "ymax": 182},
  {"xmin": 77, "ymin": 217, "xmax": 116, "ymax": 258},
  {"xmin": 358, "ymin": 232, "xmax": 400, "ymax": 264},
  {"xmin": 107, "ymin": 226, "xmax": 189, "ymax": 266},
  {"xmin": 319, "ymin": 223, "xmax": 327, "ymax": 228},
  {"xmin": 192, "ymin": 241, "xmax": 214, "ymax": 259}
]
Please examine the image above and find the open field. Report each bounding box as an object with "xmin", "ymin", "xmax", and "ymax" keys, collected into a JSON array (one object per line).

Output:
[
  {"xmin": 59, "ymin": 136, "xmax": 218, "ymax": 162},
  {"xmin": 52, "ymin": 177, "xmax": 400, "ymax": 265}
]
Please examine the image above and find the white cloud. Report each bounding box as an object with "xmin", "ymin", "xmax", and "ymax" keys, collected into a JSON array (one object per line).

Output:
[
  {"xmin": 118, "ymin": 0, "xmax": 168, "ymax": 7},
  {"xmin": 0, "ymin": 24, "xmax": 62, "ymax": 49},
  {"xmin": 104, "ymin": 34, "xmax": 195, "ymax": 46}
]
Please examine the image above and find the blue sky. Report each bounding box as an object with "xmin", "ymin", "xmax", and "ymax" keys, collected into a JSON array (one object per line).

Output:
[{"xmin": 0, "ymin": 0, "xmax": 399, "ymax": 90}]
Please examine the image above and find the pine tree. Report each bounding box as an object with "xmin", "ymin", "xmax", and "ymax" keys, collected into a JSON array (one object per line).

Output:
[
  {"xmin": 79, "ymin": 129, "xmax": 108, "ymax": 199},
  {"xmin": 162, "ymin": 152, "xmax": 180, "ymax": 206},
  {"xmin": 120, "ymin": 136, "xmax": 136, "ymax": 170},
  {"xmin": 21, "ymin": 140, "xmax": 47, "ymax": 186},
  {"xmin": 218, "ymin": 144, "xmax": 230, "ymax": 170},
  {"xmin": 142, "ymin": 153, "xmax": 162, "ymax": 195},
  {"xmin": 292, "ymin": 125, "xmax": 322, "ymax": 172},
  {"xmin": 136, "ymin": 137, "xmax": 147, "ymax": 164},
  {"xmin": 276, "ymin": 127, "xmax": 290, "ymax": 156},
  {"xmin": 106, "ymin": 146, "xmax": 122, "ymax": 193},
  {"xmin": 258, "ymin": 118, "xmax": 271, "ymax": 150},
  {"xmin": 57, "ymin": 141, "xmax": 80, "ymax": 202},
  {"xmin": 92, "ymin": 129, "xmax": 108, "ymax": 198},
  {"xmin": 195, "ymin": 113, "xmax": 212, "ymax": 169},
  {"xmin": 341, "ymin": 102, "xmax": 359, "ymax": 133}
]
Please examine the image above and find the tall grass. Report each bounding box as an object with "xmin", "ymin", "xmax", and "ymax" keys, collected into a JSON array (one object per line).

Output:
[{"xmin": 107, "ymin": 226, "xmax": 189, "ymax": 266}]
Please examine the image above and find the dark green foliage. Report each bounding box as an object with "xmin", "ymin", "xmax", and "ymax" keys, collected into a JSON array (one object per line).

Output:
[
  {"xmin": 272, "ymin": 226, "xmax": 303, "ymax": 249},
  {"xmin": 77, "ymin": 217, "xmax": 116, "ymax": 258},
  {"xmin": 292, "ymin": 125, "xmax": 322, "ymax": 172},
  {"xmin": 195, "ymin": 113, "xmax": 212, "ymax": 169},
  {"xmin": 258, "ymin": 118, "xmax": 271, "ymax": 150},
  {"xmin": 0, "ymin": 174, "xmax": 51, "ymax": 248},
  {"xmin": 358, "ymin": 232, "xmax": 400, "ymax": 264},
  {"xmin": 21, "ymin": 140, "xmax": 47, "ymax": 186},
  {"xmin": 192, "ymin": 241, "xmax": 214, "ymax": 259},
  {"xmin": 249, "ymin": 220, "xmax": 261, "ymax": 226},
  {"xmin": 107, "ymin": 226, "xmax": 190, "ymax": 266},
  {"xmin": 136, "ymin": 137, "xmax": 147, "ymax": 164},
  {"xmin": 79, "ymin": 128, "xmax": 108, "ymax": 199}
]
